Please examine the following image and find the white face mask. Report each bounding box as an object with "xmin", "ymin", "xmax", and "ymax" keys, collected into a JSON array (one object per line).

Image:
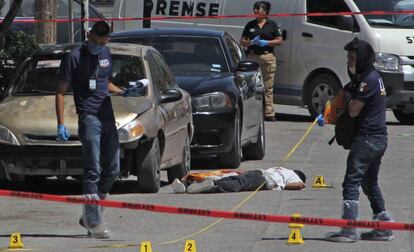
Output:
[{"xmin": 349, "ymin": 66, "xmax": 356, "ymax": 74}]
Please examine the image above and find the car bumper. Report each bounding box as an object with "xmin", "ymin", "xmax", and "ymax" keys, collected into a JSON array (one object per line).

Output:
[
  {"xmin": 381, "ymin": 71, "xmax": 414, "ymax": 107},
  {"xmin": 190, "ymin": 112, "xmax": 235, "ymax": 157}
]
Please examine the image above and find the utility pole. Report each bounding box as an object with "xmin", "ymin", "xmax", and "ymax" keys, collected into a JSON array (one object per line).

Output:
[{"xmin": 34, "ymin": 0, "xmax": 57, "ymax": 45}]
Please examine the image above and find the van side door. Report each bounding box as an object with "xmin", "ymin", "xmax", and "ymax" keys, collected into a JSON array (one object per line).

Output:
[{"xmin": 296, "ymin": 0, "xmax": 357, "ymax": 92}]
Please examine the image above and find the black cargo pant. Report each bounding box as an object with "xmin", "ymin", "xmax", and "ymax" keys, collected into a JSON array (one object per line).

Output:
[{"xmin": 213, "ymin": 170, "xmax": 266, "ymax": 193}]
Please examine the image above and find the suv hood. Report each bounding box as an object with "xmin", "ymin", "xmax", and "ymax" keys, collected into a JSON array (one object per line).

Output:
[
  {"xmin": 0, "ymin": 95, "xmax": 152, "ymax": 145},
  {"xmin": 174, "ymin": 72, "xmax": 235, "ymax": 96}
]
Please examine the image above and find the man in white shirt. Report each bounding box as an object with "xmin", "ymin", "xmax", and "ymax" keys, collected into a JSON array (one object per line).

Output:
[{"xmin": 172, "ymin": 167, "xmax": 306, "ymax": 193}]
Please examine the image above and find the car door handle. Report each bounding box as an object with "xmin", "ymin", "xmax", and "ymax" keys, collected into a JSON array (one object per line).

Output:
[{"xmin": 302, "ymin": 32, "xmax": 313, "ymax": 38}]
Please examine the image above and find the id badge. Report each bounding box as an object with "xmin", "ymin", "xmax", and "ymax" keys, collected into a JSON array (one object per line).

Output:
[{"xmin": 89, "ymin": 78, "xmax": 96, "ymax": 91}]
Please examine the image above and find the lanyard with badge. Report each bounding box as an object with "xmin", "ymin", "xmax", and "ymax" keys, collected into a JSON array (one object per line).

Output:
[{"xmin": 87, "ymin": 51, "xmax": 100, "ymax": 92}]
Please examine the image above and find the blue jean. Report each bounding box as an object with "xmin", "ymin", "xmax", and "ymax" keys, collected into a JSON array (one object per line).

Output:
[
  {"xmin": 78, "ymin": 113, "xmax": 120, "ymax": 226},
  {"xmin": 342, "ymin": 134, "xmax": 387, "ymax": 214}
]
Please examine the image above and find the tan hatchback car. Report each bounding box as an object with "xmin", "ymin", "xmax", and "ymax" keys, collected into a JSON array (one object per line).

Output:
[{"xmin": 0, "ymin": 43, "xmax": 193, "ymax": 193}]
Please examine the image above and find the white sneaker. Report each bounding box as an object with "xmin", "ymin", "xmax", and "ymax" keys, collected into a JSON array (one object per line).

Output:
[
  {"xmin": 187, "ymin": 179, "xmax": 215, "ymax": 194},
  {"xmin": 172, "ymin": 178, "xmax": 186, "ymax": 193}
]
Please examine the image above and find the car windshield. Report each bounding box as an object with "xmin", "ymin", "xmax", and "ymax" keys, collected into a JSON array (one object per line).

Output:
[
  {"xmin": 114, "ymin": 36, "xmax": 229, "ymax": 73},
  {"xmin": 13, "ymin": 54, "xmax": 145, "ymax": 95},
  {"xmin": 13, "ymin": 56, "xmax": 64, "ymax": 95},
  {"xmin": 354, "ymin": 0, "xmax": 414, "ymax": 28}
]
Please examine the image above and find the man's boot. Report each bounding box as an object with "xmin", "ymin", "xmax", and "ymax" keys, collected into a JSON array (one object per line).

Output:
[
  {"xmin": 325, "ymin": 200, "xmax": 358, "ymax": 243},
  {"xmin": 360, "ymin": 211, "xmax": 394, "ymax": 241}
]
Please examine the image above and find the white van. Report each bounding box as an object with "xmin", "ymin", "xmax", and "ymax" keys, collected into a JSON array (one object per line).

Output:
[{"xmin": 113, "ymin": 0, "xmax": 414, "ymax": 123}]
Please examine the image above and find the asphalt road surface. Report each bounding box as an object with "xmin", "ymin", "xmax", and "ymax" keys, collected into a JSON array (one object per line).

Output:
[{"xmin": 0, "ymin": 105, "xmax": 413, "ymax": 252}]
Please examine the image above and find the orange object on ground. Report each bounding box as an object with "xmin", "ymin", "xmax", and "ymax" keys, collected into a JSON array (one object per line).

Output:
[
  {"xmin": 183, "ymin": 169, "xmax": 243, "ymax": 183},
  {"xmin": 323, "ymin": 90, "xmax": 346, "ymax": 125}
]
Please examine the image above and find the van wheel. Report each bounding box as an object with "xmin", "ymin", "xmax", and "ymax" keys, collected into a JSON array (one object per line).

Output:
[
  {"xmin": 306, "ymin": 74, "xmax": 341, "ymax": 117},
  {"xmin": 243, "ymin": 107, "xmax": 265, "ymax": 160},
  {"xmin": 218, "ymin": 108, "xmax": 242, "ymax": 168},
  {"xmin": 136, "ymin": 138, "xmax": 161, "ymax": 193},
  {"xmin": 167, "ymin": 133, "xmax": 191, "ymax": 183},
  {"xmin": 393, "ymin": 108, "xmax": 414, "ymax": 125}
]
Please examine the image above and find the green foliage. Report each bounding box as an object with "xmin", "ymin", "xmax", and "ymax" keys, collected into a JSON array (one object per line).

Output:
[{"xmin": 0, "ymin": 31, "xmax": 39, "ymax": 89}]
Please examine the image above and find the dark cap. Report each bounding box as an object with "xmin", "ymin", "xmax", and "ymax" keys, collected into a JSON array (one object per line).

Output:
[{"xmin": 90, "ymin": 20, "xmax": 110, "ymax": 37}]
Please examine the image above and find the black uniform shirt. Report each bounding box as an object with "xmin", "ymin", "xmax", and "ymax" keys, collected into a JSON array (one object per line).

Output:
[
  {"xmin": 58, "ymin": 43, "xmax": 114, "ymax": 119},
  {"xmin": 242, "ymin": 19, "xmax": 282, "ymax": 54}
]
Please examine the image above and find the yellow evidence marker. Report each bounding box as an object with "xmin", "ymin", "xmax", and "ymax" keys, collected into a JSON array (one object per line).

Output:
[
  {"xmin": 312, "ymin": 175, "xmax": 330, "ymax": 188},
  {"xmin": 184, "ymin": 240, "xmax": 197, "ymax": 252},
  {"xmin": 9, "ymin": 232, "xmax": 24, "ymax": 249},
  {"xmin": 287, "ymin": 214, "xmax": 305, "ymax": 245},
  {"xmin": 140, "ymin": 241, "xmax": 152, "ymax": 252}
]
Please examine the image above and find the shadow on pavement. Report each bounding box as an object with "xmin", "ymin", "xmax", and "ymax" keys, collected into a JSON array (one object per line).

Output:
[
  {"xmin": 275, "ymin": 112, "xmax": 314, "ymax": 123},
  {"xmin": 262, "ymin": 237, "xmax": 327, "ymax": 241},
  {"xmin": 0, "ymin": 178, "xmax": 171, "ymax": 196},
  {"xmin": 0, "ymin": 233, "xmax": 87, "ymax": 239}
]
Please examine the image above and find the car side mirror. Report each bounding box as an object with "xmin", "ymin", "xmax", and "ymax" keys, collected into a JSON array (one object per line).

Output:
[
  {"xmin": 338, "ymin": 15, "xmax": 356, "ymax": 31},
  {"xmin": 236, "ymin": 61, "xmax": 259, "ymax": 72},
  {"xmin": 160, "ymin": 89, "xmax": 182, "ymax": 103}
]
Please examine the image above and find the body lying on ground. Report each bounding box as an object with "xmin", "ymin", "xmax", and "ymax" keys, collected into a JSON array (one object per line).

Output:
[{"xmin": 172, "ymin": 167, "xmax": 306, "ymax": 194}]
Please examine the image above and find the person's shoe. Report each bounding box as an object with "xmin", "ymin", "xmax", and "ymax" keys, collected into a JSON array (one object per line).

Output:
[
  {"xmin": 79, "ymin": 217, "xmax": 110, "ymax": 239},
  {"xmin": 187, "ymin": 179, "xmax": 215, "ymax": 194},
  {"xmin": 360, "ymin": 211, "xmax": 394, "ymax": 241},
  {"xmin": 360, "ymin": 229, "xmax": 394, "ymax": 241},
  {"xmin": 325, "ymin": 229, "xmax": 357, "ymax": 243},
  {"xmin": 172, "ymin": 178, "xmax": 186, "ymax": 193},
  {"xmin": 265, "ymin": 116, "xmax": 277, "ymax": 122},
  {"xmin": 87, "ymin": 223, "xmax": 111, "ymax": 239}
]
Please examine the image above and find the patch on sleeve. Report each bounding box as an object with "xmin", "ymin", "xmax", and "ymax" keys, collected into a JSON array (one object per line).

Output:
[
  {"xmin": 99, "ymin": 59, "xmax": 110, "ymax": 68},
  {"xmin": 359, "ymin": 82, "xmax": 368, "ymax": 92}
]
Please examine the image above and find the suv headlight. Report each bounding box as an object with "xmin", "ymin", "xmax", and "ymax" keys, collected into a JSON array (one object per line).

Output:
[
  {"xmin": 118, "ymin": 119, "xmax": 145, "ymax": 143},
  {"xmin": 0, "ymin": 125, "xmax": 20, "ymax": 145},
  {"xmin": 375, "ymin": 53, "xmax": 402, "ymax": 72},
  {"xmin": 192, "ymin": 92, "xmax": 232, "ymax": 112}
]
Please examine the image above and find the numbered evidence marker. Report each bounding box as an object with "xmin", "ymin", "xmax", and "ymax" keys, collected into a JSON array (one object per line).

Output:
[
  {"xmin": 184, "ymin": 240, "xmax": 197, "ymax": 252},
  {"xmin": 287, "ymin": 214, "xmax": 304, "ymax": 245},
  {"xmin": 140, "ymin": 241, "xmax": 153, "ymax": 252},
  {"xmin": 9, "ymin": 232, "xmax": 24, "ymax": 249},
  {"xmin": 312, "ymin": 175, "xmax": 329, "ymax": 188}
]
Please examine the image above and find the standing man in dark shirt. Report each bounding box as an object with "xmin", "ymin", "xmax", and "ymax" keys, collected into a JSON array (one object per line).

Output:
[
  {"xmin": 320, "ymin": 38, "xmax": 393, "ymax": 242},
  {"xmin": 240, "ymin": 1, "xmax": 282, "ymax": 122},
  {"xmin": 55, "ymin": 21, "xmax": 123, "ymax": 239}
]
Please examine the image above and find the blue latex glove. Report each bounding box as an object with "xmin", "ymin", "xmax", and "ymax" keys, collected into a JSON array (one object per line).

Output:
[
  {"xmin": 57, "ymin": 124, "xmax": 70, "ymax": 141},
  {"xmin": 122, "ymin": 79, "xmax": 149, "ymax": 97},
  {"xmin": 257, "ymin": 39, "xmax": 269, "ymax": 47},
  {"xmin": 316, "ymin": 114, "xmax": 325, "ymax": 127},
  {"xmin": 250, "ymin": 35, "xmax": 260, "ymax": 45}
]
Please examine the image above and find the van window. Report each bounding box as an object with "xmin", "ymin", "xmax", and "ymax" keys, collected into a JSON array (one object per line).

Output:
[{"xmin": 307, "ymin": 0, "xmax": 351, "ymax": 28}]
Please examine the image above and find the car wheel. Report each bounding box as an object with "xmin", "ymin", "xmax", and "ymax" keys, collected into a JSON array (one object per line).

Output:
[
  {"xmin": 217, "ymin": 109, "xmax": 242, "ymax": 168},
  {"xmin": 243, "ymin": 109, "xmax": 265, "ymax": 160},
  {"xmin": 306, "ymin": 74, "xmax": 341, "ymax": 117},
  {"xmin": 393, "ymin": 107, "xmax": 414, "ymax": 125},
  {"xmin": 137, "ymin": 138, "xmax": 161, "ymax": 193},
  {"xmin": 167, "ymin": 133, "xmax": 191, "ymax": 183}
]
